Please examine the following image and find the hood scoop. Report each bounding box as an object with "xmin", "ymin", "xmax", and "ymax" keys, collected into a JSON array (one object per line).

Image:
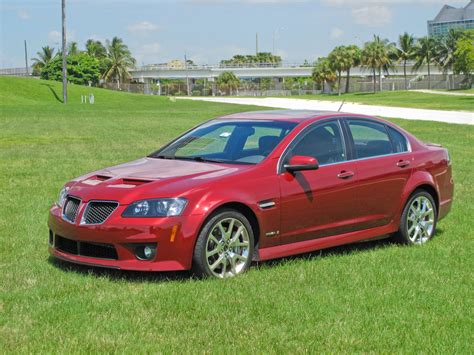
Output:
[
  {"xmin": 82, "ymin": 175, "xmax": 112, "ymax": 186},
  {"xmin": 108, "ymin": 178, "xmax": 154, "ymax": 189}
]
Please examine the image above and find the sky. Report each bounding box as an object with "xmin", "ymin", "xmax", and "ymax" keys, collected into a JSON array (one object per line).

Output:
[{"xmin": 0, "ymin": 0, "xmax": 470, "ymax": 68}]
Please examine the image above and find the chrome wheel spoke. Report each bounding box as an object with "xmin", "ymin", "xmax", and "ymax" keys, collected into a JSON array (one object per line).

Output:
[
  {"xmin": 210, "ymin": 255, "xmax": 225, "ymax": 271},
  {"xmin": 206, "ymin": 248, "xmax": 219, "ymax": 258}
]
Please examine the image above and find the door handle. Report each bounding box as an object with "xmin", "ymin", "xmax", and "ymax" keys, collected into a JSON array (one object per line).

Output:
[
  {"xmin": 396, "ymin": 160, "xmax": 411, "ymax": 168},
  {"xmin": 337, "ymin": 170, "xmax": 354, "ymax": 179}
]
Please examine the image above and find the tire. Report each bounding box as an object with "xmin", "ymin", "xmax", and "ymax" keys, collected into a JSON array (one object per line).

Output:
[
  {"xmin": 394, "ymin": 190, "xmax": 437, "ymax": 245},
  {"xmin": 193, "ymin": 209, "xmax": 254, "ymax": 278}
]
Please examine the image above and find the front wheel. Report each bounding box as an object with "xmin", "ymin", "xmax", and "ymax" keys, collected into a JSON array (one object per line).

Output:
[
  {"xmin": 395, "ymin": 190, "xmax": 437, "ymax": 245},
  {"xmin": 193, "ymin": 210, "xmax": 254, "ymax": 278}
]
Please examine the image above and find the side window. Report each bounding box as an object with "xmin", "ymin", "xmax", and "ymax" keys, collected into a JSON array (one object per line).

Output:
[
  {"xmin": 387, "ymin": 126, "xmax": 409, "ymax": 153},
  {"xmin": 348, "ymin": 120, "xmax": 393, "ymax": 159},
  {"xmin": 286, "ymin": 121, "xmax": 346, "ymax": 166}
]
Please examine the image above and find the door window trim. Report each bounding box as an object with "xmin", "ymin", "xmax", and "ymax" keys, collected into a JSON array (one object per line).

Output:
[
  {"xmin": 277, "ymin": 119, "xmax": 347, "ymax": 174},
  {"xmin": 341, "ymin": 117, "xmax": 412, "ymax": 162}
]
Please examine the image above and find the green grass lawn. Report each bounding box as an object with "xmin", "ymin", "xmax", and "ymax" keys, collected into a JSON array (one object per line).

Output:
[
  {"xmin": 293, "ymin": 91, "xmax": 474, "ymax": 111},
  {"xmin": 1, "ymin": 77, "xmax": 473, "ymax": 353}
]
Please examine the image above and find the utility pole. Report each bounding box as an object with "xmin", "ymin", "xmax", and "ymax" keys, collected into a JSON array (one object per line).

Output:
[
  {"xmin": 24, "ymin": 40, "xmax": 29, "ymax": 75},
  {"xmin": 61, "ymin": 0, "xmax": 67, "ymax": 104},
  {"xmin": 184, "ymin": 53, "xmax": 190, "ymax": 96},
  {"xmin": 255, "ymin": 33, "xmax": 259, "ymax": 55}
]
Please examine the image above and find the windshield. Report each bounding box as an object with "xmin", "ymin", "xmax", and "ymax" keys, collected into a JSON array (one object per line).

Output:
[{"xmin": 150, "ymin": 120, "xmax": 297, "ymax": 164}]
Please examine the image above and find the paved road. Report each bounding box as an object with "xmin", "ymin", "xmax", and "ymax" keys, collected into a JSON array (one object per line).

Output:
[
  {"xmin": 414, "ymin": 90, "xmax": 474, "ymax": 97},
  {"xmin": 180, "ymin": 97, "xmax": 474, "ymax": 125}
]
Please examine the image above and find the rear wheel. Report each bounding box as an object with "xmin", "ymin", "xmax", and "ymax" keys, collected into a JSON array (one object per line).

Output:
[
  {"xmin": 395, "ymin": 190, "xmax": 437, "ymax": 245},
  {"xmin": 193, "ymin": 210, "xmax": 254, "ymax": 278}
]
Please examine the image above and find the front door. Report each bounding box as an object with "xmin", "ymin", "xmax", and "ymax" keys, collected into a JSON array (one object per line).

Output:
[{"xmin": 278, "ymin": 120, "xmax": 360, "ymax": 244}]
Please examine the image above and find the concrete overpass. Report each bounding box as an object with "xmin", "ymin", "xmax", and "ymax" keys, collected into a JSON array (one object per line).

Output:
[{"xmin": 130, "ymin": 62, "xmax": 449, "ymax": 82}]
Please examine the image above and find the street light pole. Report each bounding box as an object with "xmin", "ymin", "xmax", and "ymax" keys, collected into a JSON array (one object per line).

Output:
[
  {"xmin": 184, "ymin": 53, "xmax": 190, "ymax": 96},
  {"xmin": 61, "ymin": 0, "xmax": 67, "ymax": 104},
  {"xmin": 24, "ymin": 40, "xmax": 29, "ymax": 75}
]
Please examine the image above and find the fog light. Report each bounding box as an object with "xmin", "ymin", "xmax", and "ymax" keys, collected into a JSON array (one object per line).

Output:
[
  {"xmin": 49, "ymin": 230, "xmax": 54, "ymax": 246},
  {"xmin": 144, "ymin": 246, "xmax": 153, "ymax": 259},
  {"xmin": 134, "ymin": 244, "xmax": 157, "ymax": 261}
]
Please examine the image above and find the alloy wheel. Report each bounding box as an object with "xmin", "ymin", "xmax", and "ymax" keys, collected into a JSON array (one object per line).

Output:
[
  {"xmin": 406, "ymin": 196, "xmax": 435, "ymax": 244},
  {"xmin": 205, "ymin": 218, "xmax": 250, "ymax": 278}
]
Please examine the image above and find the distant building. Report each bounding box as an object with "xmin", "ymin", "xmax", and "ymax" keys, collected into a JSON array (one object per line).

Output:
[{"xmin": 428, "ymin": 1, "xmax": 474, "ymax": 36}]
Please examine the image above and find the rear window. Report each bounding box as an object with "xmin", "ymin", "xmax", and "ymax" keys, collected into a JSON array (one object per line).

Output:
[{"xmin": 387, "ymin": 126, "xmax": 409, "ymax": 153}]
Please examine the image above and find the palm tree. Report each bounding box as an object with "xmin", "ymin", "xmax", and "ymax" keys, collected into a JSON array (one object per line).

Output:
[
  {"xmin": 31, "ymin": 46, "xmax": 55, "ymax": 75},
  {"xmin": 396, "ymin": 32, "xmax": 416, "ymax": 90},
  {"xmin": 414, "ymin": 36, "xmax": 438, "ymax": 90},
  {"xmin": 436, "ymin": 29, "xmax": 465, "ymax": 89},
  {"xmin": 328, "ymin": 46, "xmax": 351, "ymax": 96},
  {"xmin": 216, "ymin": 71, "xmax": 240, "ymax": 95},
  {"xmin": 344, "ymin": 45, "xmax": 361, "ymax": 94},
  {"xmin": 312, "ymin": 57, "xmax": 336, "ymax": 94},
  {"xmin": 362, "ymin": 35, "xmax": 394, "ymax": 93},
  {"xmin": 85, "ymin": 39, "xmax": 106, "ymax": 58},
  {"xmin": 67, "ymin": 42, "xmax": 79, "ymax": 56},
  {"xmin": 103, "ymin": 37, "xmax": 136, "ymax": 89}
]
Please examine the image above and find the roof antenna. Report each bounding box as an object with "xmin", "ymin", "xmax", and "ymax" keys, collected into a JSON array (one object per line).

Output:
[{"xmin": 338, "ymin": 100, "xmax": 345, "ymax": 112}]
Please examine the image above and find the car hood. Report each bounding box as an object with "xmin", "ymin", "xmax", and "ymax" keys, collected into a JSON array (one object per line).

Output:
[{"xmin": 66, "ymin": 157, "xmax": 249, "ymax": 204}]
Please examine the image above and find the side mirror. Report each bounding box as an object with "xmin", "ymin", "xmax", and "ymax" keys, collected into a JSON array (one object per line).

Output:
[{"xmin": 284, "ymin": 155, "xmax": 319, "ymax": 173}]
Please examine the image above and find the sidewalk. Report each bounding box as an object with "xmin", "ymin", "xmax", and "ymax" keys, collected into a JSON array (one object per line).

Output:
[
  {"xmin": 414, "ymin": 90, "xmax": 474, "ymax": 97},
  {"xmin": 179, "ymin": 97, "xmax": 474, "ymax": 125}
]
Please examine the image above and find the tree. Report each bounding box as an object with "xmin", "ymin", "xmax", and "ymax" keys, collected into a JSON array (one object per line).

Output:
[
  {"xmin": 312, "ymin": 57, "xmax": 336, "ymax": 93},
  {"xmin": 85, "ymin": 39, "xmax": 107, "ymax": 58},
  {"xmin": 413, "ymin": 36, "xmax": 438, "ymax": 90},
  {"xmin": 396, "ymin": 32, "xmax": 416, "ymax": 90},
  {"xmin": 102, "ymin": 37, "xmax": 136, "ymax": 89},
  {"xmin": 328, "ymin": 46, "xmax": 351, "ymax": 96},
  {"xmin": 453, "ymin": 30, "xmax": 474, "ymax": 84},
  {"xmin": 344, "ymin": 45, "xmax": 361, "ymax": 93},
  {"xmin": 436, "ymin": 29, "xmax": 465, "ymax": 89},
  {"xmin": 41, "ymin": 53, "xmax": 101, "ymax": 86},
  {"xmin": 67, "ymin": 41, "xmax": 79, "ymax": 56},
  {"xmin": 31, "ymin": 46, "xmax": 55, "ymax": 75},
  {"xmin": 362, "ymin": 35, "xmax": 394, "ymax": 93},
  {"xmin": 216, "ymin": 71, "xmax": 240, "ymax": 95},
  {"xmin": 220, "ymin": 52, "xmax": 282, "ymax": 67}
]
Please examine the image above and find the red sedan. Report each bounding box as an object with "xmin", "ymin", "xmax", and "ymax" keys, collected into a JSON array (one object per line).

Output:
[{"xmin": 48, "ymin": 110, "xmax": 453, "ymax": 278}]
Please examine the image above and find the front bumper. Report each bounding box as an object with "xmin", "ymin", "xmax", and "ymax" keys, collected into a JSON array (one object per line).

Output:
[{"xmin": 48, "ymin": 204, "xmax": 203, "ymax": 271}]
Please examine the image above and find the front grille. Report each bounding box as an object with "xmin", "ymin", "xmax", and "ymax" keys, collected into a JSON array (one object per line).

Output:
[
  {"xmin": 82, "ymin": 201, "xmax": 118, "ymax": 225},
  {"xmin": 63, "ymin": 197, "xmax": 81, "ymax": 223},
  {"xmin": 55, "ymin": 235, "xmax": 118, "ymax": 260}
]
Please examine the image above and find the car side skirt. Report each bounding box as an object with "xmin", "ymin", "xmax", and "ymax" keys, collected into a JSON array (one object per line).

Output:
[{"xmin": 258, "ymin": 222, "xmax": 397, "ymax": 261}]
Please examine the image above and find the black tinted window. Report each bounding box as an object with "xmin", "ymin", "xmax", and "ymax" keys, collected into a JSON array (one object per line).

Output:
[
  {"xmin": 286, "ymin": 121, "xmax": 346, "ymax": 165},
  {"xmin": 348, "ymin": 120, "xmax": 393, "ymax": 159},
  {"xmin": 387, "ymin": 126, "xmax": 408, "ymax": 153}
]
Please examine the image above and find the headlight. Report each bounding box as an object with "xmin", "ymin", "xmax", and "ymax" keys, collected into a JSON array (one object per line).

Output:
[
  {"xmin": 122, "ymin": 198, "xmax": 188, "ymax": 218},
  {"xmin": 57, "ymin": 186, "xmax": 69, "ymax": 208}
]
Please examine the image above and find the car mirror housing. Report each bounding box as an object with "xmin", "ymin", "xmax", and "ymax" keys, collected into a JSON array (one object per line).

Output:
[{"xmin": 284, "ymin": 155, "xmax": 319, "ymax": 173}]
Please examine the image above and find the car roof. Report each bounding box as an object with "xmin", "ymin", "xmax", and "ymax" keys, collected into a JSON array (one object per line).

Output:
[{"xmin": 219, "ymin": 110, "xmax": 342, "ymax": 122}]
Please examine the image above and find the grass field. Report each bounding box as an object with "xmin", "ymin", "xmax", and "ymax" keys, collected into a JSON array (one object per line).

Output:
[
  {"xmin": 294, "ymin": 91, "xmax": 474, "ymax": 111},
  {"xmin": 1, "ymin": 77, "xmax": 473, "ymax": 353}
]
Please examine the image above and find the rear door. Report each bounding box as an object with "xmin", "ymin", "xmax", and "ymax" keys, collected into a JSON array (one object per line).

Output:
[{"xmin": 344, "ymin": 118, "xmax": 413, "ymax": 229}]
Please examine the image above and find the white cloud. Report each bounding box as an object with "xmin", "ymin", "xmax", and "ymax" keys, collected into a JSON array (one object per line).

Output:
[
  {"xmin": 330, "ymin": 27, "xmax": 344, "ymax": 39},
  {"xmin": 18, "ymin": 9, "xmax": 30, "ymax": 20},
  {"xmin": 127, "ymin": 21, "xmax": 159, "ymax": 35},
  {"xmin": 352, "ymin": 5, "xmax": 392, "ymax": 26},
  {"xmin": 48, "ymin": 30, "xmax": 62, "ymax": 44}
]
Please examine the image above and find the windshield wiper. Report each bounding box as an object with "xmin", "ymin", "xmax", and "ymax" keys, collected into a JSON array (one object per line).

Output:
[{"xmin": 175, "ymin": 156, "xmax": 226, "ymax": 164}]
